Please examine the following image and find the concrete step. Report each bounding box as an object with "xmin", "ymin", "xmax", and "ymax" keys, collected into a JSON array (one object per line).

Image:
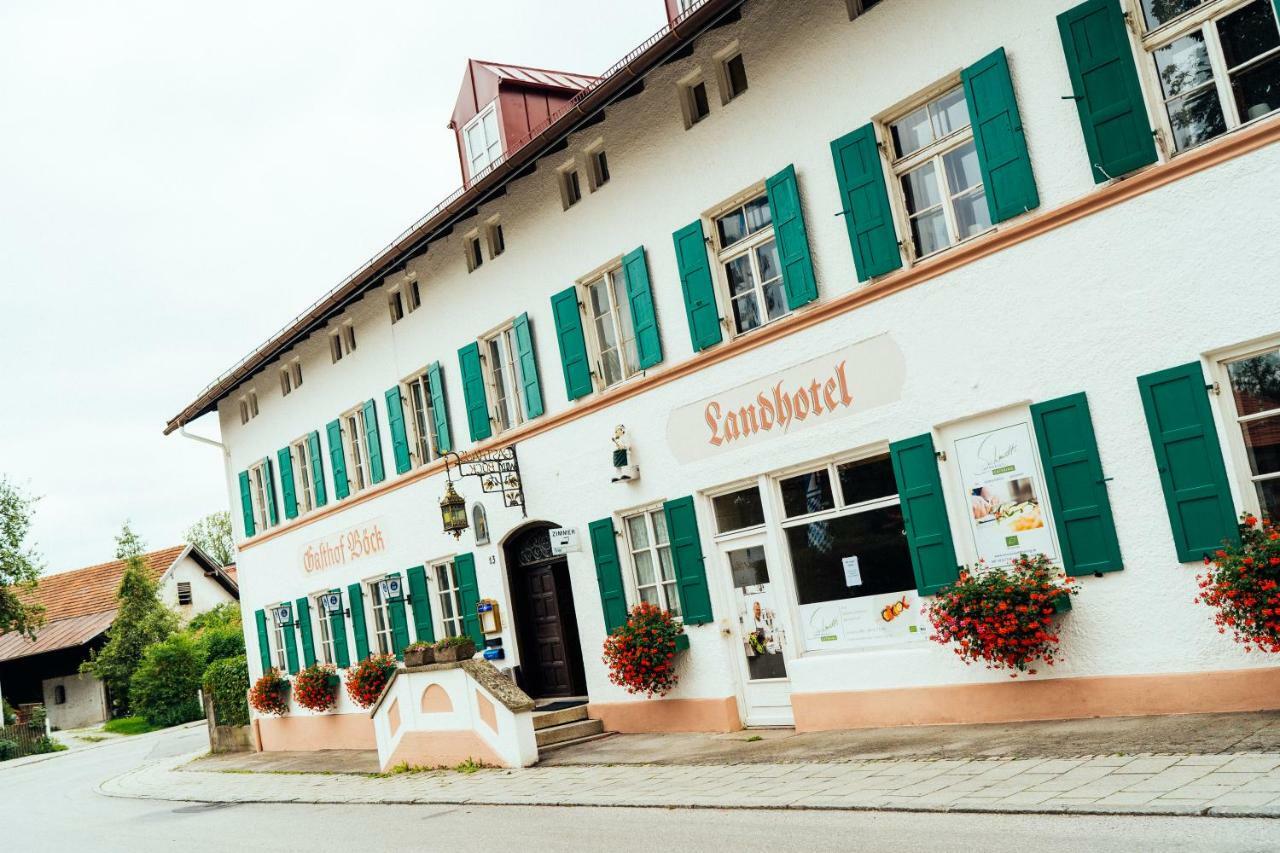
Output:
[
  {"xmin": 537, "ymin": 730, "xmax": 613, "ymax": 754},
  {"xmin": 533, "ymin": 705, "xmax": 588, "ymax": 731},
  {"xmin": 535, "ymin": 717, "xmax": 604, "ymax": 748}
]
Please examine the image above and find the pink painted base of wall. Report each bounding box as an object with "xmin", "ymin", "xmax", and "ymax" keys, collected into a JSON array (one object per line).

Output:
[
  {"xmin": 589, "ymin": 696, "xmax": 742, "ymax": 733},
  {"xmin": 256, "ymin": 713, "xmax": 377, "ymax": 751},
  {"xmin": 793, "ymin": 667, "xmax": 1280, "ymax": 732},
  {"xmin": 382, "ymin": 730, "xmax": 505, "ymax": 771}
]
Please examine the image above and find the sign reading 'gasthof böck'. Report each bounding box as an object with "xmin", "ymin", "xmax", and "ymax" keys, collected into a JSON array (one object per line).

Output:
[
  {"xmin": 301, "ymin": 519, "xmax": 388, "ymax": 574},
  {"xmin": 666, "ymin": 334, "xmax": 906, "ymax": 463}
]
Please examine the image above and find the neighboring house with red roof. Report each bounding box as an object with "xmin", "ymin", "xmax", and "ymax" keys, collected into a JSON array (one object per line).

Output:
[{"xmin": 0, "ymin": 545, "xmax": 238, "ymax": 730}]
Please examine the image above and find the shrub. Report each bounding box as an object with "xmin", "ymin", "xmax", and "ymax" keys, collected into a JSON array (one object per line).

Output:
[
  {"xmin": 434, "ymin": 636, "xmax": 472, "ymax": 648},
  {"xmin": 249, "ymin": 669, "xmax": 290, "ymax": 716},
  {"xmin": 2, "ymin": 697, "xmax": 15, "ymax": 726},
  {"xmin": 602, "ymin": 602, "xmax": 685, "ymax": 697},
  {"xmin": 924, "ymin": 553, "xmax": 1078, "ymax": 677},
  {"xmin": 1197, "ymin": 514, "xmax": 1280, "ymax": 652},
  {"xmin": 33, "ymin": 736, "xmax": 66, "ymax": 754},
  {"xmin": 187, "ymin": 601, "xmax": 241, "ymax": 633},
  {"xmin": 294, "ymin": 664, "xmax": 339, "ymax": 713},
  {"xmin": 129, "ymin": 632, "xmax": 206, "ymax": 727},
  {"xmin": 0, "ymin": 739, "xmax": 17, "ymax": 761},
  {"xmin": 198, "ymin": 624, "xmax": 245, "ymax": 664},
  {"xmin": 203, "ymin": 655, "xmax": 250, "ymax": 727},
  {"xmin": 405, "ymin": 641, "xmax": 431, "ymax": 651},
  {"xmin": 345, "ymin": 654, "xmax": 397, "ymax": 709}
]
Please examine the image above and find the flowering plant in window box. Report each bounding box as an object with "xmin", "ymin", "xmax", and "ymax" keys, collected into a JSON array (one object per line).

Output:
[
  {"xmin": 345, "ymin": 654, "xmax": 397, "ymax": 709},
  {"xmin": 404, "ymin": 642, "xmax": 436, "ymax": 668},
  {"xmin": 293, "ymin": 663, "xmax": 340, "ymax": 713},
  {"xmin": 1197, "ymin": 514, "xmax": 1280, "ymax": 653},
  {"xmin": 433, "ymin": 636, "xmax": 477, "ymax": 663},
  {"xmin": 602, "ymin": 602, "xmax": 687, "ymax": 697},
  {"xmin": 924, "ymin": 553, "xmax": 1079, "ymax": 677},
  {"xmin": 248, "ymin": 669, "xmax": 290, "ymax": 716}
]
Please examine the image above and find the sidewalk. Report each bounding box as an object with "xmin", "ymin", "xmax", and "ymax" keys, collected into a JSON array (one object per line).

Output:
[{"xmin": 102, "ymin": 746, "xmax": 1280, "ymax": 817}]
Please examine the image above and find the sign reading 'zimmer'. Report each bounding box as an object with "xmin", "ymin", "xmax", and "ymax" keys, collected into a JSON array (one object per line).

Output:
[{"xmin": 666, "ymin": 334, "xmax": 905, "ymax": 463}]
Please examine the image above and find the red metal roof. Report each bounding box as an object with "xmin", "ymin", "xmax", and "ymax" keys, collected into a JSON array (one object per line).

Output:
[
  {"xmin": 0, "ymin": 611, "xmax": 117, "ymax": 663},
  {"xmin": 470, "ymin": 60, "xmax": 597, "ymax": 91}
]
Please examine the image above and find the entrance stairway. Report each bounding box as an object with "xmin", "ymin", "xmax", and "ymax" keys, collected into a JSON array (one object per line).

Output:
[{"xmin": 533, "ymin": 703, "xmax": 607, "ymax": 751}]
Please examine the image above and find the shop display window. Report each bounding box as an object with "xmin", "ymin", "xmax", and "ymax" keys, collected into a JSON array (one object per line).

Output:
[{"xmin": 712, "ymin": 485, "xmax": 766, "ymax": 533}]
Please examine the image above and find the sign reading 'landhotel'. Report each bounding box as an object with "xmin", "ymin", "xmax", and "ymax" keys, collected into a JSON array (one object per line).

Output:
[{"xmin": 666, "ymin": 334, "xmax": 906, "ymax": 463}]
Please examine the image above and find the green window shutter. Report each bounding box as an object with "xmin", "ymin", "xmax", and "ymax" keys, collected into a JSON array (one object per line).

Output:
[
  {"xmin": 277, "ymin": 447, "xmax": 298, "ymax": 520},
  {"xmin": 308, "ymin": 430, "xmax": 328, "ymax": 507},
  {"xmin": 1058, "ymin": 0, "xmax": 1158, "ymax": 184},
  {"xmin": 384, "ymin": 386, "xmax": 412, "ymax": 475},
  {"xmin": 1137, "ymin": 362, "xmax": 1240, "ymax": 562},
  {"xmin": 454, "ymin": 552, "xmax": 484, "ymax": 646},
  {"xmin": 386, "ymin": 572, "xmax": 411, "ymax": 659},
  {"xmin": 457, "ymin": 342, "xmax": 492, "ymax": 442},
  {"xmin": 889, "ymin": 433, "xmax": 961, "ymax": 595},
  {"xmin": 281, "ymin": 604, "xmax": 300, "ymax": 675},
  {"xmin": 766, "ymin": 164, "xmax": 818, "ymax": 310},
  {"xmin": 1030, "ymin": 393, "xmax": 1123, "ymax": 576},
  {"xmin": 961, "ymin": 47, "xmax": 1040, "ymax": 224},
  {"xmin": 329, "ymin": 589, "xmax": 350, "ymax": 668},
  {"xmin": 327, "ymin": 419, "xmax": 350, "ymax": 500},
  {"xmin": 406, "ymin": 565, "xmax": 435, "ymax": 644},
  {"xmin": 427, "ymin": 362, "xmax": 453, "ymax": 453},
  {"xmin": 830, "ymin": 123, "xmax": 903, "ymax": 282},
  {"xmin": 589, "ymin": 518, "xmax": 629, "ymax": 634},
  {"xmin": 551, "ymin": 287, "xmax": 594, "ymax": 400},
  {"xmin": 295, "ymin": 597, "xmax": 316, "ymax": 668},
  {"xmin": 362, "ymin": 399, "xmax": 385, "ymax": 484},
  {"xmin": 622, "ymin": 247, "xmax": 663, "ymax": 370},
  {"xmin": 672, "ymin": 220, "xmax": 723, "ymax": 352},
  {"xmin": 263, "ymin": 458, "xmax": 279, "ymax": 527},
  {"xmin": 347, "ymin": 582, "xmax": 371, "ymax": 662},
  {"xmin": 238, "ymin": 471, "xmax": 255, "ymax": 538},
  {"xmin": 512, "ymin": 312, "xmax": 544, "ymax": 419},
  {"xmin": 663, "ymin": 496, "xmax": 714, "ymax": 625},
  {"xmin": 254, "ymin": 608, "xmax": 271, "ymax": 674}
]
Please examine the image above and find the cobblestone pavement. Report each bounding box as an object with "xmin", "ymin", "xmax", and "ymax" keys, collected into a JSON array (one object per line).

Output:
[{"xmin": 99, "ymin": 749, "xmax": 1280, "ymax": 817}]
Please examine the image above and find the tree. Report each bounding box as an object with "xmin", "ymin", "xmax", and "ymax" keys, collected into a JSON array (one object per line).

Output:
[
  {"xmin": 0, "ymin": 478, "xmax": 45, "ymax": 639},
  {"xmin": 129, "ymin": 632, "xmax": 206, "ymax": 727},
  {"xmin": 184, "ymin": 511, "xmax": 234, "ymax": 567},
  {"xmin": 80, "ymin": 525, "xmax": 177, "ymax": 715}
]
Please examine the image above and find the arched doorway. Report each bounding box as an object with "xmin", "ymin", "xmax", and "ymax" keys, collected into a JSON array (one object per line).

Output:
[{"xmin": 504, "ymin": 523, "xmax": 587, "ymax": 700}]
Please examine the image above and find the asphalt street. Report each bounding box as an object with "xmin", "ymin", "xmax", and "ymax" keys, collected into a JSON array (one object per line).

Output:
[{"xmin": 4, "ymin": 725, "xmax": 1280, "ymax": 852}]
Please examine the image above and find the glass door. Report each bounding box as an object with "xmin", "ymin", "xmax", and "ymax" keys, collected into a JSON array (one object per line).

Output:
[{"xmin": 722, "ymin": 535, "xmax": 795, "ymax": 726}]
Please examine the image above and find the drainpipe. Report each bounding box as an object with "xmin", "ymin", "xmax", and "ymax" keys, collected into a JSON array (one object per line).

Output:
[{"xmin": 179, "ymin": 423, "xmax": 225, "ymax": 452}]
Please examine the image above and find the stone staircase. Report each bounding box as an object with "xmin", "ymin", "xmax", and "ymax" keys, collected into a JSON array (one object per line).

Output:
[{"xmin": 533, "ymin": 704, "xmax": 607, "ymax": 751}]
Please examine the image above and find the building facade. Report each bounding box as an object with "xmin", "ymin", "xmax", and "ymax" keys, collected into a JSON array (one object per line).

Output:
[{"xmin": 168, "ymin": 0, "xmax": 1280, "ymax": 750}]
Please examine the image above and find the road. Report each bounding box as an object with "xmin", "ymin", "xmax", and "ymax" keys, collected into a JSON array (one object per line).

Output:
[{"xmin": 3, "ymin": 725, "xmax": 1280, "ymax": 852}]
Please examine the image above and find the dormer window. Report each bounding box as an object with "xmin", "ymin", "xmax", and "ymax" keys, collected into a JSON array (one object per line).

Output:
[{"xmin": 463, "ymin": 102, "xmax": 503, "ymax": 179}]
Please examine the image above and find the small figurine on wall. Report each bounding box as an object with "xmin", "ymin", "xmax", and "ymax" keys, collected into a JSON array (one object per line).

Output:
[{"xmin": 611, "ymin": 424, "xmax": 638, "ymax": 482}]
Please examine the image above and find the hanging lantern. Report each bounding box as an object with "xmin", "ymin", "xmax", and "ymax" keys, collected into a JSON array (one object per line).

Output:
[{"xmin": 440, "ymin": 479, "xmax": 469, "ymax": 538}]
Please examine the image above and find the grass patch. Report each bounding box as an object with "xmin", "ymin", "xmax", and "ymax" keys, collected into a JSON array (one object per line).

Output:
[
  {"xmin": 76, "ymin": 735, "xmax": 108, "ymax": 743},
  {"xmin": 743, "ymin": 735, "xmax": 763, "ymax": 743},
  {"xmin": 454, "ymin": 758, "xmax": 487, "ymax": 774},
  {"xmin": 103, "ymin": 716, "xmax": 163, "ymax": 736}
]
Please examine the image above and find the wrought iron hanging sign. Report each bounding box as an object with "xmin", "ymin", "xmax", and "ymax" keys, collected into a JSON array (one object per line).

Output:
[{"xmin": 442, "ymin": 445, "xmax": 527, "ymax": 516}]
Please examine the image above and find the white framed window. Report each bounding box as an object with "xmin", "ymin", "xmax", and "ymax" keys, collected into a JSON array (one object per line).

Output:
[
  {"xmin": 622, "ymin": 508, "xmax": 681, "ymax": 617},
  {"xmin": 270, "ymin": 603, "xmax": 290, "ymax": 671},
  {"xmin": 433, "ymin": 560, "xmax": 467, "ymax": 639},
  {"xmin": 680, "ymin": 74, "xmax": 712, "ymax": 128},
  {"xmin": 290, "ymin": 435, "xmax": 317, "ymax": 514},
  {"xmin": 486, "ymin": 218, "xmax": 505, "ymax": 258},
  {"xmin": 279, "ymin": 361, "xmax": 303, "ymax": 396},
  {"xmin": 588, "ymin": 148, "xmax": 610, "ymax": 191},
  {"xmin": 482, "ymin": 322, "xmax": 528, "ymax": 434},
  {"xmin": 330, "ymin": 324, "xmax": 356, "ymax": 363},
  {"xmin": 341, "ymin": 404, "xmax": 373, "ymax": 494},
  {"xmin": 676, "ymin": 0, "xmax": 701, "ymax": 16},
  {"xmin": 1218, "ymin": 341, "xmax": 1280, "ymax": 519},
  {"xmin": 716, "ymin": 46, "xmax": 748, "ymax": 104},
  {"xmin": 710, "ymin": 189, "xmax": 787, "ymax": 337},
  {"xmin": 238, "ymin": 396, "xmax": 252, "ymax": 425},
  {"xmin": 280, "ymin": 367, "xmax": 293, "ymax": 396},
  {"xmin": 402, "ymin": 369, "xmax": 440, "ymax": 467},
  {"xmin": 559, "ymin": 165, "xmax": 583, "ymax": 209},
  {"xmin": 463, "ymin": 101, "xmax": 504, "ymax": 179},
  {"xmin": 366, "ymin": 578, "xmax": 394, "ymax": 656},
  {"xmin": 465, "ymin": 233, "xmax": 484, "ymax": 273},
  {"xmin": 710, "ymin": 483, "xmax": 768, "ymax": 536},
  {"xmin": 580, "ymin": 262, "xmax": 640, "ymax": 389},
  {"xmin": 388, "ymin": 289, "xmax": 405, "ymax": 324},
  {"xmin": 885, "ymin": 82, "xmax": 992, "ymax": 260},
  {"xmin": 249, "ymin": 458, "xmax": 274, "ymax": 531},
  {"xmin": 313, "ymin": 592, "xmax": 336, "ymax": 665},
  {"xmin": 1135, "ymin": 0, "xmax": 1280, "ymax": 153}
]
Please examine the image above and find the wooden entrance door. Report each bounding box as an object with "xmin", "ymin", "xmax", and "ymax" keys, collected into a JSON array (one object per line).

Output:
[
  {"xmin": 507, "ymin": 525, "xmax": 587, "ymax": 700},
  {"xmin": 524, "ymin": 563, "xmax": 573, "ymax": 697}
]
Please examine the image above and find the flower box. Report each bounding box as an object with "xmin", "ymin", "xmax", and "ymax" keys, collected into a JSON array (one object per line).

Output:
[
  {"xmin": 434, "ymin": 638, "xmax": 477, "ymax": 662},
  {"xmin": 674, "ymin": 633, "xmax": 690, "ymax": 652},
  {"xmin": 404, "ymin": 645, "xmax": 436, "ymax": 667},
  {"xmin": 325, "ymin": 674, "xmax": 341, "ymax": 689},
  {"xmin": 1052, "ymin": 592, "xmax": 1072, "ymax": 614}
]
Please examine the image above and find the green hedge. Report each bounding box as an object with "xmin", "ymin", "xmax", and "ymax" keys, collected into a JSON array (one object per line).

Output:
[
  {"xmin": 203, "ymin": 654, "xmax": 250, "ymax": 728},
  {"xmin": 129, "ymin": 633, "xmax": 206, "ymax": 728}
]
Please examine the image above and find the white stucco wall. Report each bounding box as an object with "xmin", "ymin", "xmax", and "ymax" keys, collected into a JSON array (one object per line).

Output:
[
  {"xmin": 43, "ymin": 673, "xmax": 108, "ymax": 731},
  {"xmin": 156, "ymin": 553, "xmax": 238, "ymax": 623},
  {"xmin": 214, "ymin": 0, "xmax": 1280, "ymax": 725}
]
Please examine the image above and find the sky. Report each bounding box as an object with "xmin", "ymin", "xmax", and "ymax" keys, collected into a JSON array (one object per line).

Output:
[{"xmin": 0, "ymin": 1, "xmax": 666, "ymax": 575}]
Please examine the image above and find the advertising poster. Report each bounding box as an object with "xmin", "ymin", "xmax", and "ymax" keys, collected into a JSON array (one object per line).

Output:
[
  {"xmin": 798, "ymin": 590, "xmax": 923, "ymax": 653},
  {"xmin": 953, "ymin": 422, "xmax": 1056, "ymax": 566}
]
